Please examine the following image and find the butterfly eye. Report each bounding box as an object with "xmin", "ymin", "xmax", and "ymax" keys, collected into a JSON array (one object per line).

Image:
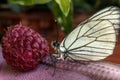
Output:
[{"xmin": 51, "ymin": 41, "xmax": 60, "ymax": 48}]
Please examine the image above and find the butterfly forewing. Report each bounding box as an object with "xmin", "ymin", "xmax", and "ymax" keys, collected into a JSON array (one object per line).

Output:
[
  {"xmin": 89, "ymin": 6, "xmax": 119, "ymax": 20},
  {"xmin": 59, "ymin": 6, "xmax": 120, "ymax": 61},
  {"xmin": 90, "ymin": 6, "xmax": 120, "ymax": 33}
]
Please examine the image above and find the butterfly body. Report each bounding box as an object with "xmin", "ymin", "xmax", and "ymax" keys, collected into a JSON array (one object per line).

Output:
[{"xmin": 52, "ymin": 6, "xmax": 120, "ymax": 61}]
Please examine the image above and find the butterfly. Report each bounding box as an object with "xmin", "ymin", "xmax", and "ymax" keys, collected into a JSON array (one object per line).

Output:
[{"xmin": 52, "ymin": 6, "xmax": 120, "ymax": 61}]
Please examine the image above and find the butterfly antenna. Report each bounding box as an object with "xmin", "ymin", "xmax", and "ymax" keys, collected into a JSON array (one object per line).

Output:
[{"xmin": 50, "ymin": 20, "xmax": 59, "ymax": 76}]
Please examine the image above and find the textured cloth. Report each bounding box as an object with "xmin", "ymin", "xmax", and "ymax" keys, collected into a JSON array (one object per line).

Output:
[
  {"xmin": 0, "ymin": 46, "xmax": 92, "ymax": 80},
  {"xmin": 0, "ymin": 46, "xmax": 120, "ymax": 80}
]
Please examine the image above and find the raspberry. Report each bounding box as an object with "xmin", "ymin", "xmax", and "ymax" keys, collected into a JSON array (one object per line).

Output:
[{"xmin": 2, "ymin": 25, "xmax": 49, "ymax": 71}]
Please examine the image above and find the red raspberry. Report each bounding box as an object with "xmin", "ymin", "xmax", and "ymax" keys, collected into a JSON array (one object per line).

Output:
[{"xmin": 2, "ymin": 25, "xmax": 49, "ymax": 71}]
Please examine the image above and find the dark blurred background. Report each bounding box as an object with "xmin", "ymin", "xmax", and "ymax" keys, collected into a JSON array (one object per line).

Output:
[{"xmin": 0, "ymin": 0, "xmax": 119, "ymax": 38}]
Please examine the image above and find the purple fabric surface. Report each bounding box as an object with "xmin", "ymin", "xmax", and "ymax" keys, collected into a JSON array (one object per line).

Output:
[
  {"xmin": 0, "ymin": 62, "xmax": 92, "ymax": 80},
  {"xmin": 0, "ymin": 46, "xmax": 92, "ymax": 80},
  {"xmin": 0, "ymin": 46, "xmax": 120, "ymax": 80}
]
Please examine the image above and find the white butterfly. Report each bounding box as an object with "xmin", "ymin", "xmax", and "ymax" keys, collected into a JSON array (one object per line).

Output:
[{"xmin": 52, "ymin": 6, "xmax": 120, "ymax": 61}]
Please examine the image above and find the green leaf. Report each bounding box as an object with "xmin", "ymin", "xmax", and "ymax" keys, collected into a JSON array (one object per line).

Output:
[
  {"xmin": 55, "ymin": 0, "xmax": 71, "ymax": 17},
  {"xmin": 8, "ymin": 0, "xmax": 51, "ymax": 6},
  {"xmin": 51, "ymin": 0, "xmax": 73, "ymax": 35},
  {"xmin": 36, "ymin": 0, "xmax": 52, "ymax": 4},
  {"xmin": 8, "ymin": 0, "xmax": 25, "ymax": 5}
]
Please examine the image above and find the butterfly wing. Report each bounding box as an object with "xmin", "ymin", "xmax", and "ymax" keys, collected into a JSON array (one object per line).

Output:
[
  {"xmin": 89, "ymin": 6, "xmax": 120, "ymax": 34},
  {"xmin": 59, "ymin": 6, "xmax": 120, "ymax": 61}
]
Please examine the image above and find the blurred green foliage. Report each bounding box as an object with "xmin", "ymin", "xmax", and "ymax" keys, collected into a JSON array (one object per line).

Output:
[
  {"xmin": 51, "ymin": 0, "xmax": 73, "ymax": 34},
  {"xmin": 7, "ymin": 0, "xmax": 120, "ymax": 34},
  {"xmin": 54, "ymin": 0, "xmax": 71, "ymax": 17},
  {"xmin": 8, "ymin": 0, "xmax": 52, "ymax": 5}
]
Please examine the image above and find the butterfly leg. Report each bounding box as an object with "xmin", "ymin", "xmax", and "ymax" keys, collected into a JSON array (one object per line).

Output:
[{"xmin": 49, "ymin": 54, "xmax": 58, "ymax": 76}]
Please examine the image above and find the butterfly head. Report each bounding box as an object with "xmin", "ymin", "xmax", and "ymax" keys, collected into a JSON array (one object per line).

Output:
[{"xmin": 51, "ymin": 41, "xmax": 68, "ymax": 60}]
